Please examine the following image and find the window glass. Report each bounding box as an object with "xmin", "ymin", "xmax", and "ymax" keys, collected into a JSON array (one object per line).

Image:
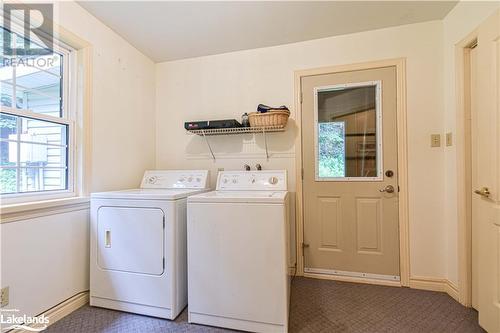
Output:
[
  {"xmin": 1, "ymin": 26, "xmax": 70, "ymax": 198},
  {"xmin": 318, "ymin": 122, "xmax": 345, "ymax": 178},
  {"xmin": 316, "ymin": 84, "xmax": 380, "ymax": 180},
  {"xmin": 0, "ymin": 115, "xmax": 68, "ymax": 194},
  {"xmin": 0, "ymin": 28, "xmax": 64, "ymax": 117}
]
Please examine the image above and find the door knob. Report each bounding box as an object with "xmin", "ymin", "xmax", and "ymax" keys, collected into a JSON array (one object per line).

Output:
[
  {"xmin": 474, "ymin": 187, "xmax": 490, "ymax": 198},
  {"xmin": 379, "ymin": 185, "xmax": 395, "ymax": 193}
]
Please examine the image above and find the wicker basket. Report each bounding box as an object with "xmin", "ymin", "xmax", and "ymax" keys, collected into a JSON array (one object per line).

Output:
[{"xmin": 248, "ymin": 110, "xmax": 290, "ymax": 128}]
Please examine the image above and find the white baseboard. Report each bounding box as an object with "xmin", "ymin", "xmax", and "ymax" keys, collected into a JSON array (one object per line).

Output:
[
  {"xmin": 9, "ymin": 291, "xmax": 89, "ymax": 333},
  {"xmin": 445, "ymin": 281, "xmax": 460, "ymax": 302},
  {"xmin": 409, "ymin": 277, "xmax": 460, "ymax": 302}
]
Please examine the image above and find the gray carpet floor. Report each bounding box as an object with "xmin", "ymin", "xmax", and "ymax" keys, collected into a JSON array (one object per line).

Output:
[{"xmin": 44, "ymin": 277, "xmax": 484, "ymax": 333}]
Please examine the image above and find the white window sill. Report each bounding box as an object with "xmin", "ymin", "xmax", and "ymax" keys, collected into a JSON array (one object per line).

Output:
[{"xmin": 1, "ymin": 196, "xmax": 90, "ymax": 220}]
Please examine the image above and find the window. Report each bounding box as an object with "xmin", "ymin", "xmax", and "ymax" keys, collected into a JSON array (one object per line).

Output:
[
  {"xmin": 1, "ymin": 26, "xmax": 75, "ymax": 201},
  {"xmin": 315, "ymin": 82, "xmax": 382, "ymax": 181}
]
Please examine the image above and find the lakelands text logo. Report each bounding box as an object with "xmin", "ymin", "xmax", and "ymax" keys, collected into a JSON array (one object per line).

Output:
[
  {"xmin": 0, "ymin": 309, "xmax": 49, "ymax": 332},
  {"xmin": 2, "ymin": 3, "xmax": 54, "ymax": 56}
]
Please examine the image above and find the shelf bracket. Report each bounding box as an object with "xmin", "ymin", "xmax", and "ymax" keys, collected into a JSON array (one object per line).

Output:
[
  {"xmin": 262, "ymin": 128, "xmax": 269, "ymax": 160},
  {"xmin": 201, "ymin": 130, "xmax": 216, "ymax": 161}
]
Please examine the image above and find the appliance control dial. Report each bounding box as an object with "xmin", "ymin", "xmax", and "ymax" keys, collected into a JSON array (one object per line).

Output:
[
  {"xmin": 269, "ymin": 176, "xmax": 278, "ymax": 185},
  {"xmin": 147, "ymin": 176, "xmax": 158, "ymax": 184}
]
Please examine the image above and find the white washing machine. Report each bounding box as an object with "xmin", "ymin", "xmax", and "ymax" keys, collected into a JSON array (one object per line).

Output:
[
  {"xmin": 90, "ymin": 170, "xmax": 209, "ymax": 319},
  {"xmin": 187, "ymin": 170, "xmax": 290, "ymax": 333}
]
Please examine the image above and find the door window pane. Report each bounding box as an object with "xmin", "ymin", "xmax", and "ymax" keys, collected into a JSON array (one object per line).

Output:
[
  {"xmin": 318, "ymin": 122, "xmax": 345, "ymax": 178},
  {"xmin": 316, "ymin": 83, "xmax": 381, "ymax": 180}
]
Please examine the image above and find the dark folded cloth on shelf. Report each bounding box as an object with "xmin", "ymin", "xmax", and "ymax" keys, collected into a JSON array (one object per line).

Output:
[{"xmin": 257, "ymin": 104, "xmax": 289, "ymax": 113}]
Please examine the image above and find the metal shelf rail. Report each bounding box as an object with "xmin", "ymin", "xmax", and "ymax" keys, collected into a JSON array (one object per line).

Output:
[{"xmin": 186, "ymin": 125, "xmax": 286, "ymax": 160}]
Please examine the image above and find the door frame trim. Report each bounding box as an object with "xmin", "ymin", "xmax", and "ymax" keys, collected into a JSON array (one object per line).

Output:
[
  {"xmin": 293, "ymin": 58, "xmax": 410, "ymax": 286},
  {"xmin": 456, "ymin": 28, "xmax": 481, "ymax": 307}
]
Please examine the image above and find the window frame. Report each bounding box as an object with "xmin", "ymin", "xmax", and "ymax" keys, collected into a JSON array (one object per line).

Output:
[
  {"xmin": 314, "ymin": 80, "xmax": 383, "ymax": 182},
  {"xmin": 1, "ymin": 26, "xmax": 78, "ymax": 204}
]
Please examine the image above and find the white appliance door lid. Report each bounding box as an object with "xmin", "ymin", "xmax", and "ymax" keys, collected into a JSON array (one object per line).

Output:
[{"xmin": 188, "ymin": 191, "xmax": 287, "ymax": 204}]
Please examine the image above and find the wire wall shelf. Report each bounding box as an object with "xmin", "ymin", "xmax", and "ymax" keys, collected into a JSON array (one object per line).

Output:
[
  {"xmin": 186, "ymin": 125, "xmax": 287, "ymax": 161},
  {"xmin": 186, "ymin": 125, "xmax": 286, "ymax": 136}
]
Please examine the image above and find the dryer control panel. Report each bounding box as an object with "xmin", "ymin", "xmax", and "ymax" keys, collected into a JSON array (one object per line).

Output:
[
  {"xmin": 216, "ymin": 170, "xmax": 287, "ymax": 191},
  {"xmin": 141, "ymin": 170, "xmax": 209, "ymax": 189}
]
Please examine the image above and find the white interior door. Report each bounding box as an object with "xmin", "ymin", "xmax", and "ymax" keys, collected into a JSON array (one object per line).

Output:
[{"xmin": 471, "ymin": 10, "xmax": 500, "ymax": 333}]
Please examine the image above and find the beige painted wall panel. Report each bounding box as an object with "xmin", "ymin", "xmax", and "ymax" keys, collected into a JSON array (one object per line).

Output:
[{"xmin": 56, "ymin": 2, "xmax": 157, "ymax": 192}]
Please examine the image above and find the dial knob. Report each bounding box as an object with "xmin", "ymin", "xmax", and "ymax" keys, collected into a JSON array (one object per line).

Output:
[
  {"xmin": 232, "ymin": 178, "xmax": 238, "ymax": 184},
  {"xmin": 269, "ymin": 176, "xmax": 278, "ymax": 185},
  {"xmin": 223, "ymin": 178, "xmax": 229, "ymax": 184},
  {"xmin": 148, "ymin": 176, "xmax": 157, "ymax": 184},
  {"xmin": 187, "ymin": 177, "xmax": 193, "ymax": 182}
]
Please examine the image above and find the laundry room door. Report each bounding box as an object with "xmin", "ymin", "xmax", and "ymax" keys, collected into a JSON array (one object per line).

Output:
[
  {"xmin": 301, "ymin": 66, "xmax": 400, "ymax": 280},
  {"xmin": 470, "ymin": 10, "xmax": 500, "ymax": 333}
]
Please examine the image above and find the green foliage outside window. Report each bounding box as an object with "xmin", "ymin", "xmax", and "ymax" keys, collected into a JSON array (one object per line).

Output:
[
  {"xmin": 0, "ymin": 115, "xmax": 17, "ymax": 193},
  {"xmin": 318, "ymin": 122, "xmax": 345, "ymax": 178},
  {"xmin": 0, "ymin": 169, "xmax": 16, "ymax": 193}
]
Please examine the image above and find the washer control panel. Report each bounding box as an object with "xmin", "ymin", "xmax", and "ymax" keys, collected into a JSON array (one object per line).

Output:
[
  {"xmin": 217, "ymin": 170, "xmax": 287, "ymax": 191},
  {"xmin": 141, "ymin": 170, "xmax": 209, "ymax": 189}
]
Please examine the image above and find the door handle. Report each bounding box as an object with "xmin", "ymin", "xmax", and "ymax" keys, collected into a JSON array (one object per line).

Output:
[
  {"xmin": 105, "ymin": 230, "xmax": 111, "ymax": 248},
  {"xmin": 474, "ymin": 187, "xmax": 490, "ymax": 198},
  {"xmin": 379, "ymin": 185, "xmax": 395, "ymax": 193}
]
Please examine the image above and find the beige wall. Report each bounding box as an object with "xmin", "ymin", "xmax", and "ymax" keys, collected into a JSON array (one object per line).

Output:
[
  {"xmin": 1, "ymin": 211, "xmax": 89, "ymax": 318},
  {"xmin": 442, "ymin": 2, "xmax": 500, "ymax": 286},
  {"xmin": 155, "ymin": 20, "xmax": 447, "ymax": 280},
  {"xmin": 56, "ymin": 2, "xmax": 157, "ymax": 192}
]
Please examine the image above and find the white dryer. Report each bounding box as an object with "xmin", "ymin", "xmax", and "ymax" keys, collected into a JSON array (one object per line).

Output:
[
  {"xmin": 187, "ymin": 170, "xmax": 290, "ymax": 333},
  {"xmin": 90, "ymin": 170, "xmax": 209, "ymax": 319}
]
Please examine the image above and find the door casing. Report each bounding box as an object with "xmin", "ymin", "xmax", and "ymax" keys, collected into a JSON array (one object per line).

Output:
[
  {"xmin": 456, "ymin": 33, "xmax": 477, "ymax": 307},
  {"xmin": 456, "ymin": 9, "xmax": 500, "ymax": 308},
  {"xmin": 294, "ymin": 58, "xmax": 410, "ymax": 287}
]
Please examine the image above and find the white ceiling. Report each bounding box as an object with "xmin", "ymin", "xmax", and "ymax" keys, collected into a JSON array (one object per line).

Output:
[{"xmin": 78, "ymin": 1, "xmax": 457, "ymax": 63}]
